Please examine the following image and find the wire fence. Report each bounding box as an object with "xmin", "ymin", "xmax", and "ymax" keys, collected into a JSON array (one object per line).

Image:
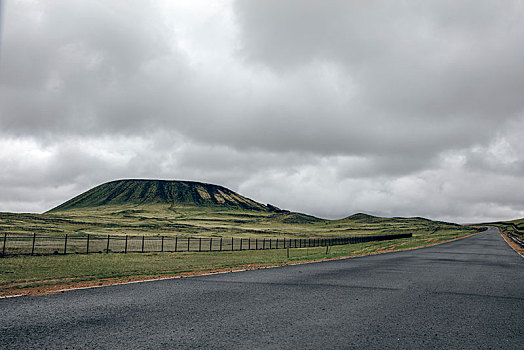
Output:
[{"xmin": 0, "ymin": 232, "xmax": 412, "ymax": 257}]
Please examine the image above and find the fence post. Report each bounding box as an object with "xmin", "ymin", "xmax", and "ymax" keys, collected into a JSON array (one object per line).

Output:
[
  {"xmin": 141, "ymin": 235, "xmax": 145, "ymax": 253},
  {"xmin": 209, "ymin": 238, "xmax": 213, "ymax": 251},
  {"xmin": 64, "ymin": 234, "xmax": 68, "ymax": 255},
  {"xmin": 248, "ymin": 238, "xmax": 251, "ymax": 250},
  {"xmin": 231, "ymin": 237, "xmax": 234, "ymax": 251},
  {"xmin": 106, "ymin": 235, "xmax": 110, "ymax": 253},
  {"xmin": 199, "ymin": 237, "xmax": 202, "ymax": 252},
  {"xmin": 256, "ymin": 238, "xmax": 258, "ymax": 250},
  {"xmin": 86, "ymin": 234, "xmax": 90, "ymax": 254},
  {"xmin": 161, "ymin": 236, "xmax": 164, "ymax": 252},
  {"xmin": 276, "ymin": 238, "xmax": 279, "ymax": 249},
  {"xmin": 220, "ymin": 237, "xmax": 223, "ymax": 251},
  {"xmin": 125, "ymin": 235, "xmax": 128, "ymax": 253},
  {"xmin": 175, "ymin": 236, "xmax": 178, "ymax": 252},
  {"xmin": 240, "ymin": 238, "xmax": 243, "ymax": 251},
  {"xmin": 31, "ymin": 233, "xmax": 36, "ymax": 256},
  {"xmin": 187, "ymin": 237, "xmax": 190, "ymax": 251},
  {"xmin": 263, "ymin": 238, "xmax": 265, "ymax": 250}
]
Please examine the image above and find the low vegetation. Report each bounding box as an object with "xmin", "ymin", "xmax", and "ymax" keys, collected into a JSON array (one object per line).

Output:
[
  {"xmin": 0, "ymin": 179, "xmax": 480, "ymax": 296},
  {"xmin": 0, "ymin": 227, "xmax": 478, "ymax": 296},
  {"xmin": 0, "ymin": 205, "xmax": 474, "ymax": 239}
]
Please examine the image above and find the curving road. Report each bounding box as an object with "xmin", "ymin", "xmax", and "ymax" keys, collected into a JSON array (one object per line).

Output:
[{"xmin": 1, "ymin": 227, "xmax": 523, "ymax": 349}]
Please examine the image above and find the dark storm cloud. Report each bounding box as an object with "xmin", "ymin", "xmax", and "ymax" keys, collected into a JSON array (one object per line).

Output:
[{"xmin": 0, "ymin": 0, "xmax": 523, "ymax": 222}]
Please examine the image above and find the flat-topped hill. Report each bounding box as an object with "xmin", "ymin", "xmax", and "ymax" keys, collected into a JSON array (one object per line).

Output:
[{"xmin": 47, "ymin": 179, "xmax": 268, "ymax": 212}]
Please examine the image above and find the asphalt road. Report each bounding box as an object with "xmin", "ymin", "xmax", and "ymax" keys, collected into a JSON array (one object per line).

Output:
[{"xmin": 1, "ymin": 227, "xmax": 522, "ymax": 349}]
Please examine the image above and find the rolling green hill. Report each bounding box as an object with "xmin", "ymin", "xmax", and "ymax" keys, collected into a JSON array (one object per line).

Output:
[{"xmin": 48, "ymin": 179, "xmax": 268, "ymax": 212}]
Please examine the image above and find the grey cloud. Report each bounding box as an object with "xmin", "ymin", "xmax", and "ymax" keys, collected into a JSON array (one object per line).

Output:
[
  {"xmin": 0, "ymin": 0, "xmax": 187, "ymax": 136},
  {"xmin": 0, "ymin": 1, "xmax": 523, "ymax": 222},
  {"xmin": 234, "ymin": 0, "xmax": 524, "ymax": 119},
  {"xmin": 2, "ymin": 0, "xmax": 518, "ymax": 160}
]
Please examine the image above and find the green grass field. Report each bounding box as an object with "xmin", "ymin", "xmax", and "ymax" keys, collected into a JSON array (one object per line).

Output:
[
  {"xmin": 0, "ymin": 205, "xmax": 474, "ymax": 239},
  {"xmin": 0, "ymin": 220, "xmax": 478, "ymax": 296},
  {"xmin": 0, "ymin": 179, "xmax": 480, "ymax": 296}
]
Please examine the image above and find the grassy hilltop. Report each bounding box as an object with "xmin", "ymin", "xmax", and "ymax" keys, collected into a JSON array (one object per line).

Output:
[{"xmin": 48, "ymin": 179, "xmax": 268, "ymax": 212}]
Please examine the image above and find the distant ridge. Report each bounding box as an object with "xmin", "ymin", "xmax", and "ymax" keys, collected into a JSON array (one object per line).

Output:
[
  {"xmin": 47, "ymin": 179, "xmax": 268, "ymax": 212},
  {"xmin": 345, "ymin": 213, "xmax": 380, "ymax": 221}
]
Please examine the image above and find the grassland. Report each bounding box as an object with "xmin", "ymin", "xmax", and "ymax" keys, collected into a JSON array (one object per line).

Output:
[
  {"xmin": 0, "ymin": 205, "xmax": 474, "ymax": 239},
  {"xmin": 0, "ymin": 182, "xmax": 480, "ymax": 297},
  {"xmin": 0, "ymin": 226, "xmax": 479, "ymax": 297}
]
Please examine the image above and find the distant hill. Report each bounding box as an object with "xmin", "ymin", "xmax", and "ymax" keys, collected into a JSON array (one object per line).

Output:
[
  {"xmin": 344, "ymin": 213, "xmax": 387, "ymax": 223},
  {"xmin": 342, "ymin": 212, "xmax": 463, "ymax": 227},
  {"xmin": 488, "ymin": 217, "xmax": 524, "ymax": 227},
  {"xmin": 47, "ymin": 179, "xmax": 268, "ymax": 212},
  {"xmin": 268, "ymin": 212, "xmax": 325, "ymax": 224}
]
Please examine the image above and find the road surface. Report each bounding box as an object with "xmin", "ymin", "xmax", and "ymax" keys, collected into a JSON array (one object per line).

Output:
[{"xmin": 1, "ymin": 227, "xmax": 522, "ymax": 349}]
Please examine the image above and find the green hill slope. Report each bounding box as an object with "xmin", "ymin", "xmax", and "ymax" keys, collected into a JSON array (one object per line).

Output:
[{"xmin": 47, "ymin": 179, "xmax": 268, "ymax": 212}]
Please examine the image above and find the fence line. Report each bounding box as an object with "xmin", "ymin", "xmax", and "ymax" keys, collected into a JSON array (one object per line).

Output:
[{"xmin": 0, "ymin": 232, "xmax": 411, "ymax": 257}]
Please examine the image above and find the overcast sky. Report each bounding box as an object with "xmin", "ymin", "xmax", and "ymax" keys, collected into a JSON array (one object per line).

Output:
[{"xmin": 1, "ymin": 0, "xmax": 523, "ymax": 223}]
